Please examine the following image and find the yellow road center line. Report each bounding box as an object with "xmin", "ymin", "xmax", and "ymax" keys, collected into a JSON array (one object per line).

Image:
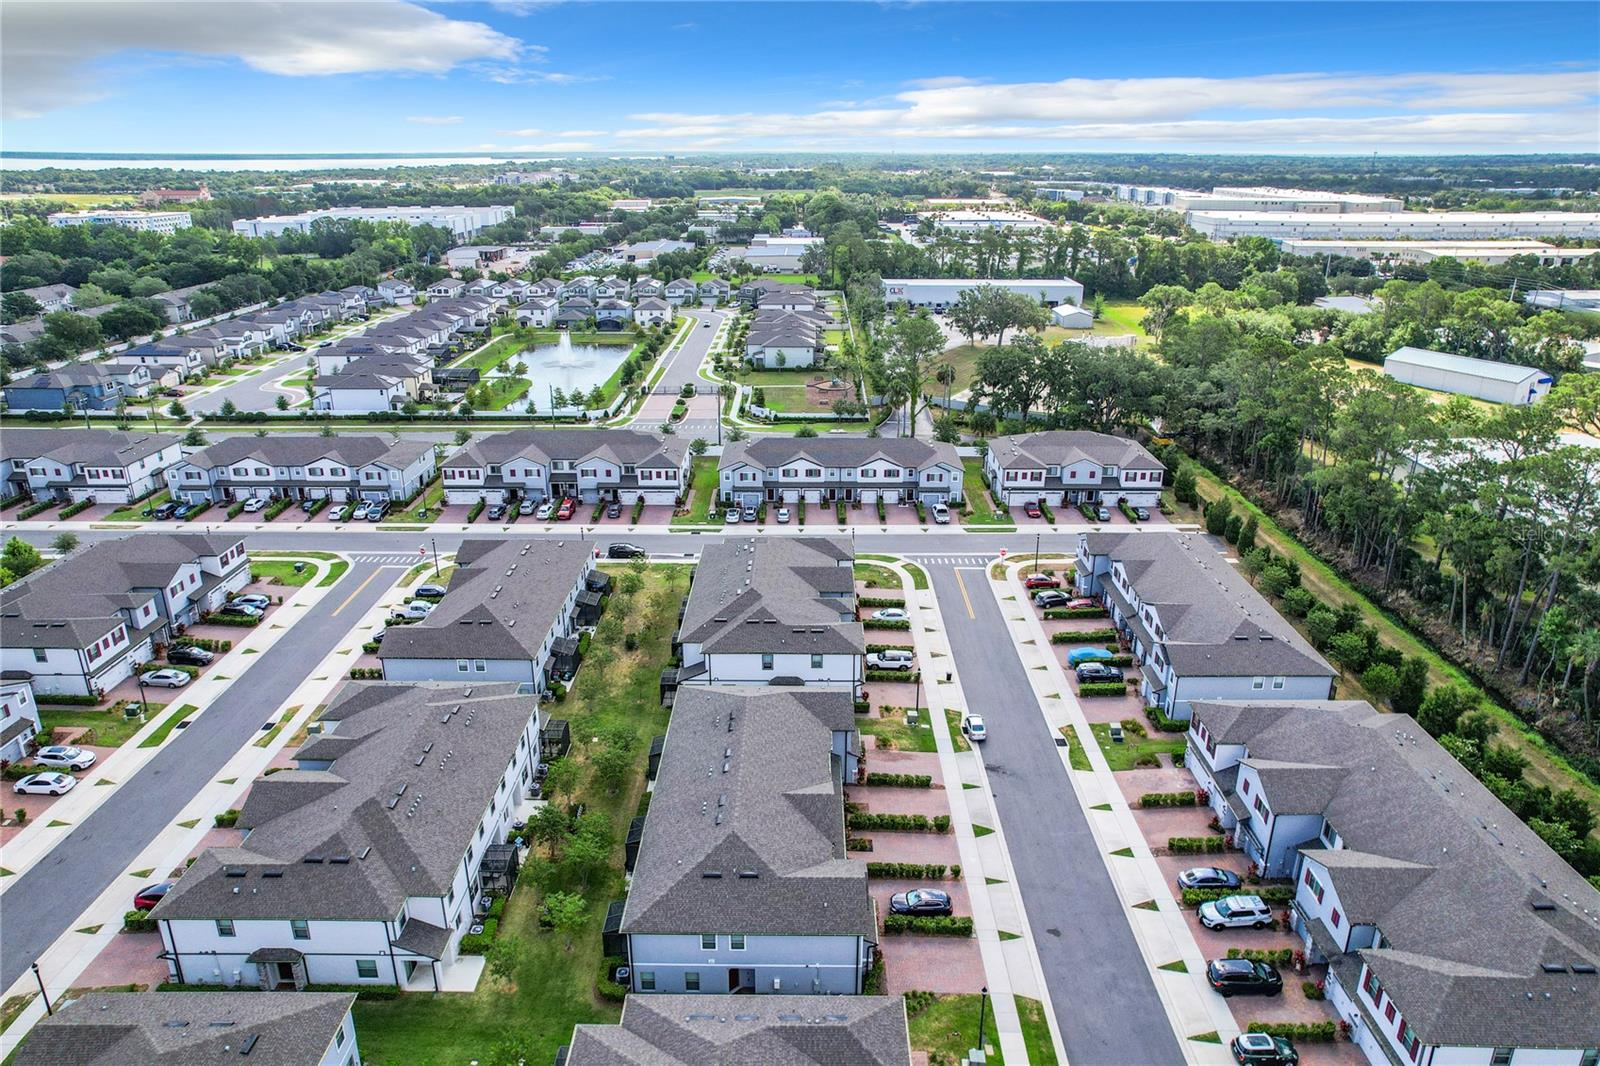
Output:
[
  {"xmin": 330, "ymin": 566, "xmax": 383, "ymax": 617},
  {"xmin": 953, "ymin": 568, "xmax": 976, "ymax": 619}
]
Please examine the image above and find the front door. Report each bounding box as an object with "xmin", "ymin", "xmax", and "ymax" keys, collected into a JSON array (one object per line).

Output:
[{"xmin": 274, "ymin": 962, "xmax": 296, "ymax": 988}]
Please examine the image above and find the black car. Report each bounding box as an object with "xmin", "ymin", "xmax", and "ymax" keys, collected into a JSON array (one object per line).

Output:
[
  {"xmin": 1206, "ymin": 958, "xmax": 1283, "ymax": 997},
  {"xmin": 888, "ymin": 889, "xmax": 953, "ymax": 916},
  {"xmin": 152, "ymin": 502, "xmax": 180, "ymax": 520},
  {"xmin": 1076, "ymin": 663, "xmax": 1125, "ymax": 683},
  {"xmin": 487, "ymin": 504, "xmax": 507, "ymax": 520},
  {"xmin": 1231, "ymin": 1033, "xmax": 1298, "ymax": 1065},
  {"xmin": 1033, "ymin": 590, "xmax": 1070, "ymax": 609},
  {"xmin": 606, "ymin": 501, "xmax": 622, "ymax": 519},
  {"xmin": 167, "ymin": 645, "xmax": 215, "ymax": 667},
  {"xmin": 1177, "ymin": 867, "xmax": 1242, "ymax": 891},
  {"xmin": 606, "ymin": 543, "xmax": 647, "ymax": 559},
  {"xmin": 171, "ymin": 502, "xmax": 197, "ymax": 520}
]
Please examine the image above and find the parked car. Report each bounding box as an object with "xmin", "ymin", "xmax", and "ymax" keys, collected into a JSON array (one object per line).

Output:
[
  {"xmin": 518, "ymin": 499, "xmax": 535, "ymax": 516},
  {"xmin": 1096, "ymin": 506, "xmax": 1111, "ymax": 521},
  {"xmin": 300, "ymin": 499, "xmax": 318, "ymax": 514},
  {"xmin": 871, "ymin": 608, "xmax": 909, "ymax": 622},
  {"xmin": 556, "ymin": 498, "xmax": 576, "ymax": 520},
  {"xmin": 240, "ymin": 497, "xmax": 266, "ymax": 513},
  {"xmin": 230, "ymin": 594, "xmax": 271, "ymax": 611},
  {"xmin": 352, "ymin": 501, "xmax": 372, "ymax": 520},
  {"xmin": 140, "ymin": 668, "xmax": 192, "ymax": 688},
  {"xmin": 166, "ymin": 645, "xmax": 215, "ymax": 667},
  {"xmin": 866, "ymin": 650, "xmax": 915, "ymax": 671},
  {"xmin": 1067, "ymin": 647, "xmax": 1115, "ymax": 666},
  {"xmin": 536, "ymin": 501, "xmax": 556, "ymax": 520},
  {"xmin": 14, "ymin": 772, "xmax": 75, "ymax": 796},
  {"xmin": 1023, "ymin": 501, "xmax": 1042, "ymax": 518},
  {"xmin": 486, "ymin": 503, "xmax": 507, "ymax": 521},
  {"xmin": 1076, "ymin": 663, "xmax": 1124, "ymax": 683},
  {"xmin": 606, "ymin": 500, "xmax": 622, "ymax": 519},
  {"xmin": 1198, "ymin": 895, "xmax": 1273, "ymax": 930},
  {"xmin": 365, "ymin": 503, "xmax": 388, "ymax": 522},
  {"xmin": 1062, "ymin": 597, "xmax": 1097, "ymax": 610},
  {"xmin": 1033, "ymin": 590, "xmax": 1071, "ymax": 609},
  {"xmin": 741, "ymin": 505, "xmax": 757, "ymax": 522},
  {"xmin": 1230, "ymin": 1033, "xmax": 1298, "ymax": 1066},
  {"xmin": 1207, "ymin": 958, "xmax": 1282, "ymax": 997},
  {"xmin": 152, "ymin": 502, "xmax": 179, "ymax": 520},
  {"xmin": 32, "ymin": 745, "xmax": 96, "ymax": 771},
  {"xmin": 1177, "ymin": 867, "xmax": 1242, "ymax": 891},
  {"xmin": 1023, "ymin": 574, "xmax": 1060, "ymax": 590},
  {"xmin": 133, "ymin": 881, "xmax": 174, "ymax": 911},
  {"xmin": 961, "ymin": 713, "xmax": 987, "ymax": 742},
  {"xmin": 221, "ymin": 603, "xmax": 263, "ymax": 618},
  {"xmin": 606, "ymin": 543, "xmax": 647, "ymax": 560},
  {"xmin": 414, "ymin": 584, "xmax": 448, "ymax": 599},
  {"xmin": 171, "ymin": 502, "xmax": 197, "ymax": 520},
  {"xmin": 775, "ymin": 507, "xmax": 791, "ymax": 524},
  {"xmin": 724, "ymin": 507, "xmax": 740, "ymax": 523},
  {"xmin": 391, "ymin": 601, "xmax": 435, "ymax": 621},
  {"xmin": 889, "ymin": 889, "xmax": 953, "ymax": 916},
  {"xmin": 1135, "ymin": 506, "xmax": 1151, "ymax": 521},
  {"xmin": 930, "ymin": 502, "xmax": 950, "ymax": 524}
]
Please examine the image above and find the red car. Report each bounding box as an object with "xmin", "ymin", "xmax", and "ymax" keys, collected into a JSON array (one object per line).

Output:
[
  {"xmin": 1023, "ymin": 501, "xmax": 1043, "ymax": 518},
  {"xmin": 1064, "ymin": 597, "xmax": 1097, "ymax": 610},
  {"xmin": 134, "ymin": 881, "xmax": 173, "ymax": 910},
  {"xmin": 1023, "ymin": 575, "xmax": 1061, "ymax": 590},
  {"xmin": 555, "ymin": 497, "xmax": 576, "ymax": 520}
]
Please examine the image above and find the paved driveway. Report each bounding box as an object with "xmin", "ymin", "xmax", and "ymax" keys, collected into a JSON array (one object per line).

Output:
[
  {"xmin": 0, "ymin": 560, "xmax": 399, "ymax": 989},
  {"xmin": 928, "ymin": 562, "xmax": 1185, "ymax": 1066}
]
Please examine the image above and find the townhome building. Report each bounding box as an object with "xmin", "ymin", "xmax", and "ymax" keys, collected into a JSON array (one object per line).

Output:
[
  {"xmin": 166, "ymin": 436, "xmax": 435, "ymax": 505},
  {"xmin": 313, "ymin": 353, "xmax": 433, "ymax": 413},
  {"xmin": 113, "ymin": 338, "xmax": 216, "ymax": 378},
  {"xmin": 426, "ymin": 278, "xmax": 466, "ymax": 299},
  {"xmin": 664, "ymin": 278, "xmax": 698, "ymax": 305},
  {"xmin": 18, "ymin": 283, "xmax": 77, "ymax": 313},
  {"xmin": 14, "ymin": 991, "xmax": 360, "ymax": 1066},
  {"xmin": 699, "ymin": 278, "xmax": 732, "ymax": 306},
  {"xmin": 3, "ymin": 364, "xmax": 128, "ymax": 413},
  {"xmin": 1184, "ymin": 698, "xmax": 1600, "ymax": 1066},
  {"xmin": 0, "ymin": 533, "xmax": 249, "ymax": 695},
  {"xmin": 375, "ymin": 278, "xmax": 415, "ymax": 304},
  {"xmin": 151, "ymin": 683, "xmax": 542, "ymax": 992},
  {"xmin": 621, "ymin": 686, "xmax": 875, "ymax": 996},
  {"xmin": 0, "ymin": 679, "xmax": 42, "ymax": 764},
  {"xmin": 739, "ymin": 281, "xmax": 819, "ymax": 312},
  {"xmin": 745, "ymin": 308, "xmax": 825, "ymax": 368},
  {"xmin": 194, "ymin": 318, "xmax": 272, "ymax": 359},
  {"xmin": 673, "ymin": 538, "xmax": 864, "ymax": 695},
  {"xmin": 719, "ymin": 438, "xmax": 963, "ymax": 506},
  {"xmin": 379, "ymin": 539, "xmax": 593, "ymax": 692},
  {"xmin": 440, "ymin": 429, "xmax": 689, "ymax": 507},
  {"xmin": 99, "ymin": 361, "xmax": 157, "ymax": 399},
  {"xmin": 984, "ymin": 430, "xmax": 1167, "ymax": 508},
  {"xmin": 564, "ymin": 993, "xmax": 911, "ymax": 1065},
  {"xmin": 339, "ymin": 284, "xmax": 384, "ymax": 310},
  {"xmin": 1, "ymin": 428, "xmax": 182, "ymax": 504},
  {"xmin": 1075, "ymin": 532, "xmax": 1335, "ymax": 720}
]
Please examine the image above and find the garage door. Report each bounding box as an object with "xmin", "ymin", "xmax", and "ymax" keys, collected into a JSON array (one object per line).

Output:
[
  {"xmin": 782, "ymin": 489, "xmax": 799, "ymax": 504},
  {"xmin": 881, "ymin": 489, "xmax": 901, "ymax": 505},
  {"xmin": 861, "ymin": 489, "xmax": 877, "ymax": 504},
  {"xmin": 803, "ymin": 489, "xmax": 821, "ymax": 504}
]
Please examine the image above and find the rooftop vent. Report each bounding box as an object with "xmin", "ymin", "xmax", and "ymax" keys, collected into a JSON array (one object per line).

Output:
[
  {"xmin": 304, "ymin": 855, "xmax": 324, "ymax": 864},
  {"xmin": 240, "ymin": 1033, "xmax": 260, "ymax": 1055},
  {"xmin": 224, "ymin": 866, "xmax": 246, "ymax": 878},
  {"xmin": 702, "ymin": 870, "xmax": 723, "ymax": 879}
]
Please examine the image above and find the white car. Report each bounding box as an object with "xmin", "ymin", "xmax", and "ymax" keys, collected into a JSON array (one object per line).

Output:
[
  {"xmin": 871, "ymin": 608, "xmax": 909, "ymax": 622},
  {"xmin": 391, "ymin": 601, "xmax": 435, "ymax": 621},
  {"xmin": 240, "ymin": 497, "xmax": 266, "ymax": 513},
  {"xmin": 724, "ymin": 507, "xmax": 741, "ymax": 523},
  {"xmin": 352, "ymin": 501, "xmax": 372, "ymax": 520},
  {"xmin": 228, "ymin": 594, "xmax": 271, "ymax": 611},
  {"xmin": 140, "ymin": 668, "xmax": 192, "ymax": 688},
  {"xmin": 962, "ymin": 713, "xmax": 987, "ymax": 742},
  {"xmin": 775, "ymin": 507, "xmax": 791, "ymax": 524},
  {"xmin": 930, "ymin": 502, "xmax": 951, "ymax": 524},
  {"xmin": 1198, "ymin": 895, "xmax": 1274, "ymax": 930},
  {"xmin": 15, "ymin": 772, "xmax": 76, "ymax": 796},
  {"xmin": 535, "ymin": 502, "xmax": 556, "ymax": 521},
  {"xmin": 32, "ymin": 745, "xmax": 96, "ymax": 771},
  {"xmin": 866, "ymin": 650, "xmax": 915, "ymax": 671},
  {"xmin": 518, "ymin": 499, "xmax": 535, "ymax": 515}
]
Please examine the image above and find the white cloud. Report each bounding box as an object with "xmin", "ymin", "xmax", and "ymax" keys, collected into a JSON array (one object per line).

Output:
[
  {"xmin": 614, "ymin": 70, "xmax": 1600, "ymax": 150},
  {"xmin": 496, "ymin": 127, "xmax": 544, "ymax": 136},
  {"xmin": 2, "ymin": 0, "xmax": 521, "ymax": 118},
  {"xmin": 479, "ymin": 140, "xmax": 599, "ymax": 152},
  {"xmin": 406, "ymin": 115, "xmax": 464, "ymax": 125},
  {"xmin": 556, "ymin": 129, "xmax": 606, "ymax": 137}
]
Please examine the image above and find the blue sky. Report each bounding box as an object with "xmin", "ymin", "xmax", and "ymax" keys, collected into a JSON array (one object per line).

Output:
[{"xmin": 3, "ymin": 1, "xmax": 1597, "ymax": 155}]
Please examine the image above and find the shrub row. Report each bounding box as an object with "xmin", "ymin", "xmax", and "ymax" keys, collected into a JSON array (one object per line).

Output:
[
  {"xmin": 864, "ymin": 773, "xmax": 932, "ymax": 789},
  {"xmin": 206, "ymin": 612, "xmax": 261, "ymax": 627},
  {"xmin": 1139, "ymin": 791, "xmax": 1198, "ymax": 808},
  {"xmin": 181, "ymin": 501, "xmax": 213, "ymax": 521},
  {"xmin": 35, "ymin": 693, "xmax": 101, "ymax": 706},
  {"xmin": 866, "ymin": 669, "xmax": 920, "ymax": 683},
  {"xmin": 158, "ymin": 981, "xmax": 401, "ymax": 1001},
  {"xmin": 1043, "ymin": 607, "xmax": 1109, "ymax": 620},
  {"xmin": 866, "ymin": 862, "xmax": 954, "ymax": 879},
  {"xmin": 349, "ymin": 667, "xmax": 383, "ymax": 680},
  {"xmin": 59, "ymin": 499, "xmax": 94, "ymax": 519},
  {"xmin": 17, "ymin": 500, "xmax": 54, "ymax": 519},
  {"xmin": 859, "ymin": 596, "xmax": 906, "ymax": 608},
  {"xmin": 1144, "ymin": 705, "xmax": 1189, "ymax": 733},
  {"xmin": 1181, "ymin": 886, "xmax": 1295, "ymax": 906},
  {"xmin": 1050, "ymin": 627, "xmax": 1119, "ymax": 644},
  {"xmin": 227, "ymin": 500, "xmax": 247, "ymax": 519},
  {"xmin": 362, "ymin": 640, "xmax": 381, "ymax": 653},
  {"xmin": 853, "ymin": 700, "xmax": 871, "ymax": 714},
  {"xmin": 263, "ymin": 497, "xmax": 294, "ymax": 521},
  {"xmin": 883, "ymin": 915, "xmax": 973, "ymax": 936},
  {"xmin": 597, "ymin": 955, "xmax": 629, "ymax": 1003},
  {"xmin": 466, "ymin": 499, "xmax": 485, "ymax": 523},
  {"xmin": 124, "ymin": 910, "xmax": 158, "ymax": 933},
  {"xmin": 847, "ymin": 812, "xmax": 950, "ymax": 833},
  {"xmin": 1245, "ymin": 1022, "xmax": 1337, "ymax": 1043},
  {"xmin": 1167, "ymin": 836, "xmax": 1228, "ymax": 854},
  {"xmin": 1079, "ymin": 682, "xmax": 1128, "ymax": 697},
  {"xmin": 175, "ymin": 636, "xmax": 232, "ymax": 653},
  {"xmin": 459, "ymin": 916, "xmax": 498, "ymax": 955},
  {"xmin": 1302, "ymin": 980, "xmax": 1325, "ymax": 1000},
  {"xmin": 846, "ymin": 837, "xmax": 873, "ymax": 851},
  {"xmin": 214, "ymin": 809, "xmax": 240, "ymax": 828},
  {"xmin": 1226, "ymin": 947, "xmax": 1293, "ymax": 965},
  {"xmin": 863, "ymin": 619, "xmax": 911, "ymax": 631}
]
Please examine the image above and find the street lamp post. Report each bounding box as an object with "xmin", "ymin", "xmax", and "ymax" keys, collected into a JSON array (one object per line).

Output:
[
  {"xmin": 974, "ymin": 985, "xmax": 989, "ymax": 1057},
  {"xmin": 1034, "ymin": 531, "xmax": 1041, "ymax": 576},
  {"xmin": 32, "ymin": 962, "xmax": 52, "ymax": 1015},
  {"xmin": 430, "ymin": 538, "xmax": 440, "ymax": 578}
]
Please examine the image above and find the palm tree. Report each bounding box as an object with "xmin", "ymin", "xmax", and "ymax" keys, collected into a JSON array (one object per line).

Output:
[{"xmin": 936, "ymin": 363, "xmax": 956, "ymax": 413}]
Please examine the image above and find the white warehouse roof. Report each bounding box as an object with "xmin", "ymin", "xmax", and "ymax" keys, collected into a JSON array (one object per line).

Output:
[{"xmin": 1384, "ymin": 346, "xmax": 1543, "ymax": 384}]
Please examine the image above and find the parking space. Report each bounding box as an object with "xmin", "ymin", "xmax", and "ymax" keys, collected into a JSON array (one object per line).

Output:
[{"xmin": 3, "ymin": 738, "xmax": 119, "ymax": 835}]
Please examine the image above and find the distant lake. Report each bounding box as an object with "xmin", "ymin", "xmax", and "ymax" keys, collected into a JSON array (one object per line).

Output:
[{"xmin": 511, "ymin": 337, "xmax": 632, "ymax": 414}]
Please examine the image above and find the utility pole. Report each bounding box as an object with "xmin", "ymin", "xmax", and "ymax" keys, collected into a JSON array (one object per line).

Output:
[{"xmin": 32, "ymin": 962, "xmax": 52, "ymax": 1016}]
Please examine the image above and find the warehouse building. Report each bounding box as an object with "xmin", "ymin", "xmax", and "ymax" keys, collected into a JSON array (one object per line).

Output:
[
  {"xmin": 881, "ymin": 277, "xmax": 1083, "ymax": 311},
  {"xmin": 232, "ymin": 205, "xmax": 513, "ymax": 239},
  {"xmin": 1525, "ymin": 289, "xmax": 1600, "ymax": 312},
  {"xmin": 1283, "ymin": 238, "xmax": 1600, "ymax": 267},
  {"xmin": 1383, "ymin": 347, "xmax": 1553, "ymax": 406},
  {"xmin": 1188, "ymin": 211, "xmax": 1600, "ymax": 242},
  {"xmin": 47, "ymin": 210, "xmax": 193, "ymax": 234}
]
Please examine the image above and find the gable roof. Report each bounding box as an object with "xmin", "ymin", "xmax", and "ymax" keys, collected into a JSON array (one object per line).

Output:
[
  {"xmin": 988, "ymin": 430, "xmax": 1163, "ymax": 471},
  {"xmin": 443, "ymin": 429, "xmax": 687, "ymax": 471},
  {"xmin": 722, "ymin": 437, "xmax": 958, "ymax": 474},
  {"xmin": 180, "ymin": 434, "xmax": 431, "ymax": 473},
  {"xmin": 679, "ymin": 538, "xmax": 862, "ymax": 656},
  {"xmin": 0, "ymin": 428, "xmax": 179, "ymax": 470},
  {"xmin": 1385, "ymin": 346, "xmax": 1544, "ymax": 385}
]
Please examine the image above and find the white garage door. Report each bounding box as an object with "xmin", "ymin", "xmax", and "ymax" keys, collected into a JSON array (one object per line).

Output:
[{"xmin": 861, "ymin": 489, "xmax": 878, "ymax": 504}]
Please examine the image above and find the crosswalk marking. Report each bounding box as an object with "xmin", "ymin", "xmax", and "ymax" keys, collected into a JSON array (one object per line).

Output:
[
  {"xmin": 350, "ymin": 552, "xmax": 423, "ymax": 564},
  {"xmin": 907, "ymin": 554, "xmax": 995, "ymax": 567}
]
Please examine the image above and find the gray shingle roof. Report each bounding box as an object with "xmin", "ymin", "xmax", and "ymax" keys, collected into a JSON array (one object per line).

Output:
[
  {"xmin": 153, "ymin": 683, "xmax": 538, "ymax": 921},
  {"xmin": 181, "ymin": 434, "xmax": 430, "ymax": 473},
  {"xmin": 13, "ymin": 991, "xmax": 354, "ymax": 1066},
  {"xmin": 722, "ymin": 437, "xmax": 958, "ymax": 474},
  {"xmin": 679, "ymin": 538, "xmax": 862, "ymax": 656},
  {"xmin": 7, "ymin": 364, "xmax": 119, "ymax": 390},
  {"xmin": 988, "ymin": 430, "xmax": 1164, "ymax": 472},
  {"xmin": 1188, "ymin": 698, "xmax": 1600, "ymax": 1049},
  {"xmin": 1081, "ymin": 532, "xmax": 1333, "ymax": 678},
  {"xmin": 0, "ymin": 428, "xmax": 179, "ymax": 470},
  {"xmin": 621, "ymin": 687, "xmax": 873, "ymax": 938},
  {"xmin": 567, "ymin": 994, "xmax": 911, "ymax": 1066},
  {"xmin": 379, "ymin": 539, "xmax": 591, "ymax": 663},
  {"xmin": 443, "ymin": 429, "xmax": 686, "ymax": 472}
]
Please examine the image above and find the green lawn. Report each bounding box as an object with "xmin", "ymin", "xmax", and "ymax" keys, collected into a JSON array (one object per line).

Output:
[
  {"xmin": 854, "ymin": 562, "xmax": 902, "ymax": 590},
  {"xmin": 105, "ymin": 490, "xmax": 169, "ymax": 522},
  {"xmin": 38, "ymin": 703, "xmax": 165, "ymax": 749},
  {"xmin": 934, "ymin": 344, "xmax": 986, "ymax": 394},
  {"xmin": 671, "ymin": 456, "xmax": 722, "ymax": 526},
  {"xmin": 473, "ymin": 376, "xmax": 532, "ymax": 410},
  {"xmin": 250, "ymin": 560, "xmax": 319, "ymax": 587},
  {"xmin": 757, "ymin": 386, "xmax": 833, "ymax": 413},
  {"xmin": 253, "ymin": 550, "xmax": 350, "ymax": 587},
  {"xmin": 138, "ymin": 703, "xmax": 199, "ymax": 748},
  {"xmin": 1088, "ymin": 722, "xmax": 1184, "ymax": 771},
  {"xmin": 394, "ymin": 478, "xmax": 445, "ymax": 523},
  {"xmin": 353, "ymin": 567, "xmax": 689, "ymax": 1066},
  {"xmin": 1017, "ymin": 995, "xmax": 1060, "ymax": 1066},
  {"xmin": 1096, "ymin": 298, "xmax": 1149, "ymax": 337},
  {"xmin": 859, "ymin": 708, "xmax": 938, "ymax": 753},
  {"xmin": 906, "ymin": 993, "xmax": 1004, "ymax": 1065},
  {"xmin": 961, "ymin": 459, "xmax": 1014, "ymax": 528},
  {"xmin": 736, "ymin": 368, "xmax": 834, "ymax": 386}
]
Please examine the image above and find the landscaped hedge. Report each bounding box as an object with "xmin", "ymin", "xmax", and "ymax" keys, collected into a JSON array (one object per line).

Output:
[
  {"xmin": 1227, "ymin": 947, "xmax": 1294, "ymax": 965},
  {"xmin": 863, "ymin": 619, "xmax": 911, "ymax": 631},
  {"xmin": 836, "ymin": 500, "xmax": 847, "ymax": 524},
  {"xmin": 847, "ymin": 813, "xmax": 949, "ymax": 833},
  {"xmin": 35, "ymin": 693, "xmax": 101, "ymax": 706},
  {"xmin": 59, "ymin": 498, "xmax": 94, "ymax": 519},
  {"xmin": 1119, "ymin": 499, "xmax": 1142, "ymax": 523},
  {"xmin": 124, "ymin": 910, "xmax": 157, "ymax": 933},
  {"xmin": 866, "ymin": 669, "xmax": 920, "ymax": 684},
  {"xmin": 864, "ymin": 773, "xmax": 932, "ymax": 788},
  {"xmin": 227, "ymin": 501, "xmax": 247, "ymax": 519},
  {"xmin": 1167, "ymin": 835, "xmax": 1228, "ymax": 853},
  {"xmin": 181, "ymin": 501, "xmax": 213, "ymax": 521},
  {"xmin": 631, "ymin": 498, "xmax": 645, "ymax": 523},
  {"xmin": 214, "ymin": 808, "xmax": 240, "ymax": 827},
  {"xmin": 1079, "ymin": 682, "xmax": 1128, "ymax": 697},
  {"xmin": 846, "ymin": 837, "xmax": 873, "ymax": 851},
  {"xmin": 1246, "ymin": 1022, "xmax": 1337, "ymax": 1043},
  {"xmin": 1050, "ymin": 628, "xmax": 1119, "ymax": 644},
  {"xmin": 1302, "ymin": 980, "xmax": 1325, "ymax": 1000},
  {"xmin": 859, "ymin": 596, "xmax": 906, "ymax": 608},
  {"xmin": 349, "ymin": 667, "xmax": 383, "ymax": 680},
  {"xmin": 1139, "ymin": 791, "xmax": 1198, "ymax": 808},
  {"xmin": 263, "ymin": 497, "xmax": 294, "ymax": 521},
  {"xmin": 1144, "ymin": 705, "xmax": 1189, "ymax": 733},
  {"xmin": 206, "ymin": 612, "xmax": 261, "ymax": 627},
  {"xmin": 362, "ymin": 641, "xmax": 381, "ymax": 653},
  {"xmin": 597, "ymin": 955, "xmax": 629, "ymax": 1003},
  {"xmin": 883, "ymin": 915, "xmax": 973, "ymax": 936},
  {"xmin": 853, "ymin": 700, "xmax": 871, "ymax": 714},
  {"xmin": 459, "ymin": 917, "xmax": 498, "ymax": 955},
  {"xmin": 467, "ymin": 500, "xmax": 485, "ymax": 523},
  {"xmin": 1181, "ymin": 886, "xmax": 1295, "ymax": 906},
  {"xmin": 867, "ymin": 862, "xmax": 950, "ymax": 879},
  {"xmin": 1043, "ymin": 607, "xmax": 1109, "ymax": 620}
]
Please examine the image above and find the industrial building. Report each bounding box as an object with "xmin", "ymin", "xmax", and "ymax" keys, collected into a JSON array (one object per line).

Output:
[
  {"xmin": 1525, "ymin": 289, "xmax": 1600, "ymax": 312},
  {"xmin": 1188, "ymin": 211, "xmax": 1600, "ymax": 242},
  {"xmin": 1382, "ymin": 346, "xmax": 1553, "ymax": 406},
  {"xmin": 1282, "ymin": 238, "xmax": 1600, "ymax": 267},
  {"xmin": 881, "ymin": 277, "xmax": 1083, "ymax": 311},
  {"xmin": 47, "ymin": 210, "xmax": 192, "ymax": 234},
  {"xmin": 1114, "ymin": 185, "xmax": 1401, "ymax": 213},
  {"xmin": 922, "ymin": 209, "xmax": 1050, "ymax": 232},
  {"xmin": 231, "ymin": 205, "xmax": 513, "ymax": 239}
]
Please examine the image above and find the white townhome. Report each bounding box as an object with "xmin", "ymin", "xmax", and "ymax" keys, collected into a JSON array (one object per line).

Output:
[
  {"xmin": 440, "ymin": 429, "xmax": 690, "ymax": 507},
  {"xmin": 166, "ymin": 435, "xmax": 436, "ymax": 505},
  {"xmin": 1, "ymin": 428, "xmax": 183, "ymax": 504},
  {"xmin": 152, "ymin": 684, "xmax": 542, "ymax": 993},
  {"xmin": 983, "ymin": 430, "xmax": 1166, "ymax": 509},
  {"xmin": 672, "ymin": 537, "xmax": 864, "ymax": 696},
  {"xmin": 621, "ymin": 687, "xmax": 875, "ymax": 996},
  {"xmin": 1075, "ymin": 532, "xmax": 1335, "ymax": 720},
  {"xmin": 1184, "ymin": 698, "xmax": 1600, "ymax": 1066},
  {"xmin": 719, "ymin": 437, "xmax": 963, "ymax": 507}
]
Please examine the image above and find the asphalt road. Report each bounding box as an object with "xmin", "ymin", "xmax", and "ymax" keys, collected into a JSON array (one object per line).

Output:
[
  {"xmin": 926, "ymin": 560, "xmax": 1185, "ymax": 1066},
  {"xmin": 632, "ymin": 307, "xmax": 726, "ymax": 439},
  {"xmin": 0, "ymin": 559, "xmax": 400, "ymax": 989}
]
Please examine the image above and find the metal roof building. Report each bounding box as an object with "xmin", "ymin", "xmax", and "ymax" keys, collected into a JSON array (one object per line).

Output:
[{"xmin": 1382, "ymin": 346, "xmax": 1553, "ymax": 406}]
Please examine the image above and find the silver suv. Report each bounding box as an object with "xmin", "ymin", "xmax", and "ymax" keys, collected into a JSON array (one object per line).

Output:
[{"xmin": 1198, "ymin": 894, "xmax": 1273, "ymax": 930}]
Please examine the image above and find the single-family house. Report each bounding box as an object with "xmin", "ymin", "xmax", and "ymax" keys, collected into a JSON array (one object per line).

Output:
[
  {"xmin": 113, "ymin": 338, "xmax": 213, "ymax": 378},
  {"xmin": 167, "ymin": 436, "xmax": 435, "ymax": 504},
  {"xmin": 745, "ymin": 309, "xmax": 823, "ymax": 368},
  {"xmin": 594, "ymin": 299, "xmax": 633, "ymax": 327},
  {"xmin": 151, "ymin": 283, "xmax": 214, "ymax": 324},
  {"xmin": 719, "ymin": 438, "xmax": 963, "ymax": 506},
  {"xmin": 983, "ymin": 430, "xmax": 1166, "ymax": 508},
  {"xmin": 3, "ymin": 364, "xmax": 126, "ymax": 413},
  {"xmin": 632, "ymin": 277, "xmax": 664, "ymax": 299},
  {"xmin": 515, "ymin": 297, "xmax": 557, "ymax": 328},
  {"xmin": 426, "ymin": 278, "xmax": 465, "ymax": 300},
  {"xmin": 1, "ymin": 428, "xmax": 183, "ymax": 504},
  {"xmin": 99, "ymin": 361, "xmax": 156, "ymax": 399},
  {"xmin": 440, "ymin": 429, "xmax": 689, "ymax": 507},
  {"xmin": 19, "ymin": 284, "xmax": 77, "ymax": 314},
  {"xmin": 376, "ymin": 279, "xmax": 415, "ymax": 305},
  {"xmin": 562, "ymin": 276, "xmax": 599, "ymax": 300},
  {"xmin": 0, "ymin": 679, "xmax": 41, "ymax": 764},
  {"xmin": 633, "ymin": 296, "xmax": 672, "ymax": 327},
  {"xmin": 698, "ymin": 278, "xmax": 731, "ymax": 306},
  {"xmin": 595, "ymin": 276, "xmax": 631, "ymax": 300},
  {"xmin": 663, "ymin": 278, "xmax": 697, "ymax": 305}
]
